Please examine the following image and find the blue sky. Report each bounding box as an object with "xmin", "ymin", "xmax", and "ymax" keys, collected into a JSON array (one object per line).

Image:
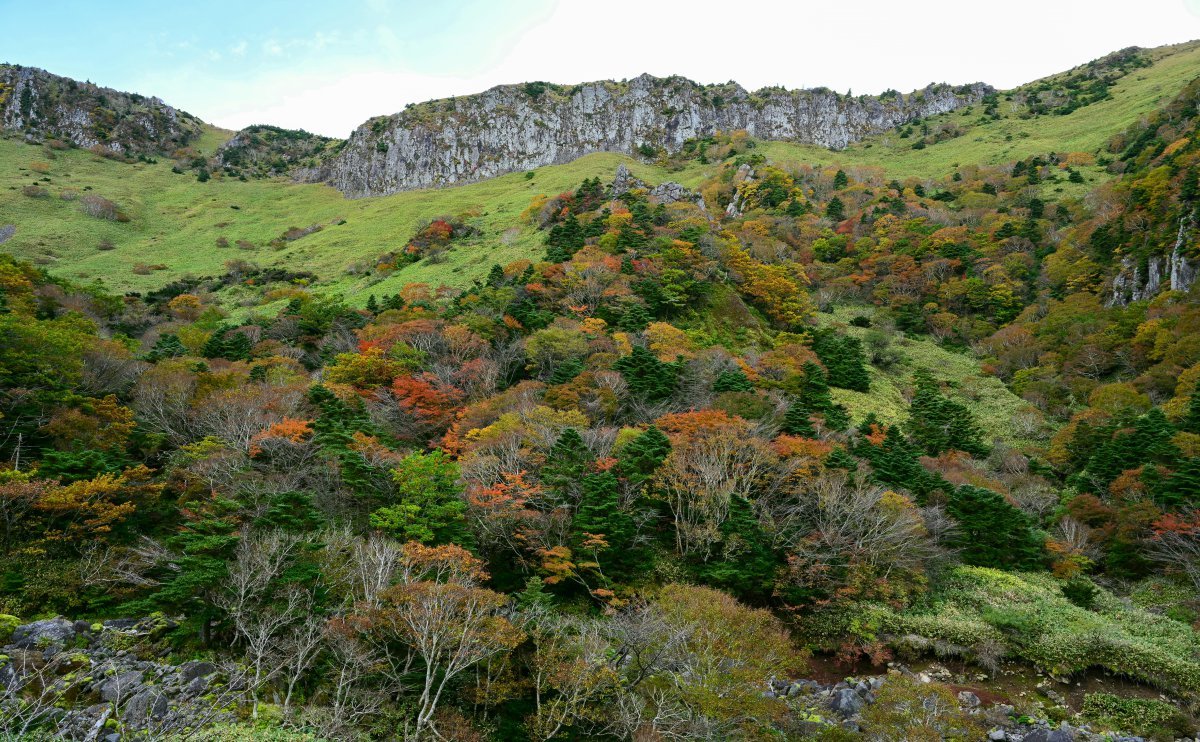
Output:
[{"xmin": 3, "ymin": 0, "xmax": 1199, "ymax": 137}]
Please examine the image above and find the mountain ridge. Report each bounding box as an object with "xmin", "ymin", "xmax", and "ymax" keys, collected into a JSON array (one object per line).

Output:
[{"xmin": 301, "ymin": 74, "xmax": 992, "ymax": 197}]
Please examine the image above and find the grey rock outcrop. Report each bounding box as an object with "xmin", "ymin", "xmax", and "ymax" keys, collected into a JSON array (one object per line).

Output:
[
  {"xmin": 1109, "ymin": 214, "xmax": 1197, "ymax": 305},
  {"xmin": 0, "ymin": 65, "xmax": 203, "ymax": 155},
  {"xmin": 304, "ymin": 73, "xmax": 991, "ymax": 197},
  {"xmin": 10, "ymin": 617, "xmax": 75, "ymax": 649}
]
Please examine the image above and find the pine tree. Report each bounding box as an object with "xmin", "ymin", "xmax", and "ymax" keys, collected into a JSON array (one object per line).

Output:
[
  {"xmin": 713, "ymin": 369, "xmax": 754, "ymax": 393},
  {"xmin": 614, "ymin": 345, "xmax": 681, "ymax": 402},
  {"xmin": 693, "ymin": 495, "xmax": 777, "ymax": 599},
  {"xmin": 833, "ymin": 169, "xmax": 849, "ymax": 189},
  {"xmin": 825, "ymin": 196, "xmax": 846, "ymax": 221},
  {"xmin": 824, "ymin": 447, "xmax": 858, "ymax": 473},
  {"xmin": 365, "ymin": 294, "xmax": 379, "ymax": 314},
  {"xmin": 146, "ymin": 333, "xmax": 187, "ymax": 361},
  {"xmin": 617, "ymin": 426, "xmax": 671, "ymax": 492},
  {"xmin": 1155, "ymin": 457, "xmax": 1200, "ymax": 509},
  {"xmin": 810, "ymin": 330, "xmax": 870, "ymax": 392},
  {"xmin": 548, "ymin": 356, "xmax": 584, "ymax": 385},
  {"xmin": 618, "ymin": 304, "xmax": 652, "ymax": 332},
  {"xmin": 782, "ymin": 400, "xmax": 816, "ymax": 437},
  {"xmin": 541, "ymin": 428, "xmax": 593, "ymax": 505},
  {"xmin": 1077, "ymin": 408, "xmax": 1179, "ymax": 491},
  {"xmin": 906, "ymin": 370, "xmax": 988, "ymax": 457},
  {"xmin": 946, "ymin": 485, "xmax": 1044, "ymax": 570},
  {"xmin": 1181, "ymin": 392, "xmax": 1200, "ymax": 434},
  {"xmin": 371, "ymin": 449, "xmax": 471, "ymax": 547},
  {"xmin": 572, "ymin": 470, "xmax": 637, "ymax": 574},
  {"xmin": 256, "ymin": 491, "xmax": 325, "ymax": 533}
]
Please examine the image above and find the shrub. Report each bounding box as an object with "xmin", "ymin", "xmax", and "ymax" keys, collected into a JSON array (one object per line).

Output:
[
  {"xmin": 864, "ymin": 567, "xmax": 1200, "ymax": 696},
  {"xmin": 80, "ymin": 194, "xmax": 127, "ymax": 221},
  {"xmin": 1081, "ymin": 692, "xmax": 1192, "ymax": 739},
  {"xmin": 21, "ymin": 185, "xmax": 48, "ymax": 198},
  {"xmin": 97, "ymin": 239, "xmax": 115, "ymax": 251},
  {"xmin": 860, "ymin": 675, "xmax": 986, "ymax": 739}
]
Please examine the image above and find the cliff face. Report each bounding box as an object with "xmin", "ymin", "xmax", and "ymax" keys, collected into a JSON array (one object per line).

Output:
[
  {"xmin": 303, "ymin": 74, "xmax": 992, "ymax": 197},
  {"xmin": 0, "ymin": 65, "xmax": 203, "ymax": 155}
]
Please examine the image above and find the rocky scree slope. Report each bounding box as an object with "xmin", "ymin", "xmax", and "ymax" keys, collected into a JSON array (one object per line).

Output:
[
  {"xmin": 301, "ymin": 73, "xmax": 991, "ymax": 197},
  {"xmin": 0, "ymin": 65, "xmax": 204, "ymax": 155}
]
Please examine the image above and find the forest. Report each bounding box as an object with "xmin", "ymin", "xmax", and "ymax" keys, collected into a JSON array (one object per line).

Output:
[{"xmin": 4, "ymin": 52, "xmax": 1200, "ymax": 742}]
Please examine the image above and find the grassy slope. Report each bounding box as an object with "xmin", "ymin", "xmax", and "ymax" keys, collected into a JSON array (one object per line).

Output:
[
  {"xmin": 1, "ymin": 42, "xmax": 1196, "ymax": 308},
  {"xmin": 818, "ymin": 305, "xmax": 1041, "ymax": 451},
  {"xmin": 0, "ymin": 141, "xmax": 675, "ymax": 304},
  {"xmin": 748, "ymin": 40, "xmax": 1200, "ymax": 189}
]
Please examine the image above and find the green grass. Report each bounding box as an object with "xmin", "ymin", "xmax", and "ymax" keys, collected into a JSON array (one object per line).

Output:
[
  {"xmin": 817, "ymin": 305, "xmax": 1042, "ymax": 451},
  {"xmin": 0, "ymin": 140, "xmax": 675, "ymax": 304},
  {"xmin": 865, "ymin": 566, "xmax": 1200, "ymax": 697},
  {"xmin": 3, "ymin": 41, "xmax": 1196, "ymax": 311}
]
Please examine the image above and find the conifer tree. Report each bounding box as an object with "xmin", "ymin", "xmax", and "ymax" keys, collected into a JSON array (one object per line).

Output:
[
  {"xmin": 541, "ymin": 428, "xmax": 593, "ymax": 505},
  {"xmin": 833, "ymin": 169, "xmax": 849, "ymax": 189},
  {"xmin": 693, "ymin": 495, "xmax": 777, "ymax": 599},
  {"xmin": 825, "ymin": 196, "xmax": 846, "ymax": 221},
  {"xmin": 1155, "ymin": 457, "xmax": 1200, "ymax": 509},
  {"xmin": 946, "ymin": 485, "xmax": 1044, "ymax": 570},
  {"xmin": 617, "ymin": 426, "xmax": 671, "ymax": 492},
  {"xmin": 613, "ymin": 345, "xmax": 681, "ymax": 402},
  {"xmin": 572, "ymin": 470, "xmax": 637, "ymax": 574},
  {"xmin": 810, "ymin": 330, "xmax": 870, "ymax": 392},
  {"xmin": 371, "ymin": 449, "xmax": 471, "ymax": 547},
  {"xmin": 906, "ymin": 370, "xmax": 988, "ymax": 457},
  {"xmin": 713, "ymin": 369, "xmax": 754, "ymax": 393},
  {"xmin": 782, "ymin": 400, "xmax": 816, "ymax": 437},
  {"xmin": 1181, "ymin": 392, "xmax": 1200, "ymax": 434},
  {"xmin": 618, "ymin": 304, "xmax": 652, "ymax": 332}
]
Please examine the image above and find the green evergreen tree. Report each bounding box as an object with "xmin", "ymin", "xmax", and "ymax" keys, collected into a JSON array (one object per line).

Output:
[
  {"xmin": 833, "ymin": 169, "xmax": 849, "ymax": 189},
  {"xmin": 1077, "ymin": 408, "xmax": 1179, "ymax": 491},
  {"xmin": 946, "ymin": 485, "xmax": 1044, "ymax": 570},
  {"xmin": 572, "ymin": 470, "xmax": 637, "ymax": 575},
  {"xmin": 858, "ymin": 425, "xmax": 944, "ymax": 502},
  {"xmin": 906, "ymin": 370, "xmax": 989, "ymax": 457},
  {"xmin": 692, "ymin": 495, "xmax": 777, "ymax": 599},
  {"xmin": 146, "ymin": 333, "xmax": 187, "ymax": 361},
  {"xmin": 618, "ymin": 303, "xmax": 652, "ymax": 332},
  {"xmin": 782, "ymin": 400, "xmax": 816, "ymax": 437},
  {"xmin": 810, "ymin": 330, "xmax": 870, "ymax": 392},
  {"xmin": 824, "ymin": 447, "xmax": 858, "ymax": 474},
  {"xmin": 256, "ymin": 491, "xmax": 325, "ymax": 533},
  {"xmin": 1180, "ymin": 392, "xmax": 1200, "ymax": 434},
  {"xmin": 713, "ymin": 369, "xmax": 754, "ymax": 393},
  {"xmin": 617, "ymin": 426, "xmax": 671, "ymax": 492},
  {"xmin": 613, "ymin": 345, "xmax": 681, "ymax": 402},
  {"xmin": 1153, "ymin": 457, "xmax": 1200, "ymax": 509},
  {"xmin": 370, "ymin": 449, "xmax": 471, "ymax": 547},
  {"xmin": 825, "ymin": 196, "xmax": 846, "ymax": 221},
  {"xmin": 548, "ymin": 356, "xmax": 584, "ymax": 385},
  {"xmin": 365, "ymin": 294, "xmax": 380, "ymax": 314},
  {"xmin": 541, "ymin": 428, "xmax": 594, "ymax": 505}
]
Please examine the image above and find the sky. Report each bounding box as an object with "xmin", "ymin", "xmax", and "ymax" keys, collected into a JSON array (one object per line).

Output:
[{"xmin": 3, "ymin": 0, "xmax": 1200, "ymax": 138}]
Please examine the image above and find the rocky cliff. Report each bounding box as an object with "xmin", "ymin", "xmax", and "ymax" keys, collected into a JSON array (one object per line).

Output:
[
  {"xmin": 0, "ymin": 65, "xmax": 204, "ymax": 155},
  {"xmin": 303, "ymin": 74, "xmax": 992, "ymax": 197}
]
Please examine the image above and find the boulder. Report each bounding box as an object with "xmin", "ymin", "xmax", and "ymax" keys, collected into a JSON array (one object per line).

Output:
[
  {"xmin": 828, "ymin": 687, "xmax": 866, "ymax": 717},
  {"xmin": 123, "ymin": 688, "xmax": 169, "ymax": 724},
  {"xmin": 100, "ymin": 670, "xmax": 145, "ymax": 702},
  {"xmin": 10, "ymin": 617, "xmax": 75, "ymax": 649},
  {"xmin": 957, "ymin": 690, "xmax": 981, "ymax": 708}
]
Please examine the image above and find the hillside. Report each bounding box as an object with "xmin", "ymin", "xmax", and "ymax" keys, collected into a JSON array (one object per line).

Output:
[{"xmin": 4, "ymin": 39, "xmax": 1200, "ymax": 741}]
